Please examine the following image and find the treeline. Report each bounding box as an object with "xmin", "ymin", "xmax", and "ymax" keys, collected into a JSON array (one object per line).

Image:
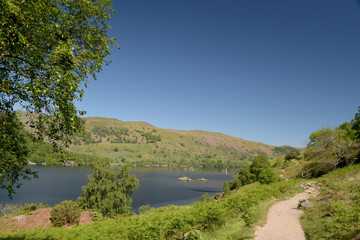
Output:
[{"xmin": 27, "ymin": 135, "xmax": 101, "ymax": 166}]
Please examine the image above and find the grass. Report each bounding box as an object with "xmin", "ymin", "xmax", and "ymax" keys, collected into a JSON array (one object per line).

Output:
[
  {"xmin": 300, "ymin": 164, "xmax": 360, "ymax": 240},
  {"xmin": 201, "ymin": 197, "xmax": 279, "ymax": 240},
  {"xmin": 201, "ymin": 216, "xmax": 251, "ymax": 240},
  {"xmin": 251, "ymin": 197, "xmax": 277, "ymax": 228},
  {"xmin": 6, "ymin": 162, "xmax": 359, "ymax": 240},
  {"xmin": 0, "ymin": 178, "xmax": 303, "ymax": 240}
]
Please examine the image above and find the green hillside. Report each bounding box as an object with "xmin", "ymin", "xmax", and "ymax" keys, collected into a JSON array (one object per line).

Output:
[{"xmin": 68, "ymin": 116, "xmax": 299, "ymax": 167}]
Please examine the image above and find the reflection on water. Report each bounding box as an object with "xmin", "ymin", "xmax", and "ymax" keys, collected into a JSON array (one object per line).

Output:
[{"xmin": 0, "ymin": 166, "xmax": 233, "ymax": 211}]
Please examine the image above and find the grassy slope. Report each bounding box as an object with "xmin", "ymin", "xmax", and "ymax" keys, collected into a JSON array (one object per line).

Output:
[
  {"xmin": 272, "ymin": 157, "xmax": 360, "ymax": 240},
  {"xmin": 70, "ymin": 116, "xmax": 296, "ymax": 167},
  {"xmin": 300, "ymin": 165, "xmax": 360, "ymax": 240}
]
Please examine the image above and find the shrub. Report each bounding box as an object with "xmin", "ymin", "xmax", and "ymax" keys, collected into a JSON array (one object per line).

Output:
[
  {"xmin": 258, "ymin": 168, "xmax": 278, "ymax": 184},
  {"xmin": 285, "ymin": 151, "xmax": 300, "ymax": 161},
  {"xmin": 139, "ymin": 204, "xmax": 152, "ymax": 214},
  {"xmin": 50, "ymin": 200, "xmax": 81, "ymax": 227}
]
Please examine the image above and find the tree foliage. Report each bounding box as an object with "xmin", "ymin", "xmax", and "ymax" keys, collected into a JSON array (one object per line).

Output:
[
  {"xmin": 228, "ymin": 165, "xmax": 254, "ymax": 190},
  {"xmin": 0, "ymin": 112, "xmax": 37, "ymax": 197},
  {"xmin": 302, "ymin": 107, "xmax": 360, "ymax": 178},
  {"xmin": 50, "ymin": 200, "xmax": 81, "ymax": 227},
  {"xmin": 77, "ymin": 159, "xmax": 139, "ymax": 217},
  {"xmin": 352, "ymin": 106, "xmax": 360, "ymax": 141},
  {"xmin": 0, "ymin": 0, "xmax": 118, "ymax": 196},
  {"xmin": 229, "ymin": 155, "xmax": 278, "ymax": 190},
  {"xmin": 285, "ymin": 151, "xmax": 300, "ymax": 161}
]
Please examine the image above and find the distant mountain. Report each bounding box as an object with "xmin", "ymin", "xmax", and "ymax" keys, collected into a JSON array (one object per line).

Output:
[{"xmin": 68, "ymin": 116, "xmax": 300, "ymax": 167}]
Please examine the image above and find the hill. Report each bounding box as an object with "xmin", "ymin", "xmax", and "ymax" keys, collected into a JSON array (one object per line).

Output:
[{"xmin": 67, "ymin": 116, "xmax": 299, "ymax": 167}]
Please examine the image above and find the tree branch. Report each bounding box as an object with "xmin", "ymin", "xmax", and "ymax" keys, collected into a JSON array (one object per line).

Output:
[
  {"xmin": 4, "ymin": 54, "xmax": 35, "ymax": 67},
  {"xmin": 0, "ymin": 67, "xmax": 12, "ymax": 72}
]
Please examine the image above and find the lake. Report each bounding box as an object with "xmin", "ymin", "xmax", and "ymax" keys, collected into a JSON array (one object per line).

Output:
[{"xmin": 0, "ymin": 166, "xmax": 233, "ymax": 212}]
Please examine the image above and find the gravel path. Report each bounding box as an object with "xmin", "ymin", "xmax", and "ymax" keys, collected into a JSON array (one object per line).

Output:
[{"xmin": 254, "ymin": 192, "xmax": 309, "ymax": 240}]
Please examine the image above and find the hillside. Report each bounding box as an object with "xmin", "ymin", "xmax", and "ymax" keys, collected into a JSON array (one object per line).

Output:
[{"xmin": 68, "ymin": 116, "xmax": 299, "ymax": 167}]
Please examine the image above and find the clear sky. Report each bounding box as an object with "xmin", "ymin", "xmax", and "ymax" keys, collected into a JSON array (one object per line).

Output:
[{"xmin": 76, "ymin": 0, "xmax": 360, "ymax": 148}]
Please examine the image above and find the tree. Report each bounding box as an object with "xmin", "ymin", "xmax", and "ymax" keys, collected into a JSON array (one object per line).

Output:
[
  {"xmin": 352, "ymin": 106, "xmax": 360, "ymax": 141},
  {"xmin": 77, "ymin": 159, "xmax": 139, "ymax": 217},
  {"xmin": 258, "ymin": 167, "xmax": 278, "ymax": 184},
  {"xmin": 302, "ymin": 126, "xmax": 360, "ymax": 177},
  {"xmin": 228, "ymin": 155, "xmax": 277, "ymax": 190},
  {"xmin": 228, "ymin": 165, "xmax": 254, "ymax": 190},
  {"xmin": 249, "ymin": 155, "xmax": 271, "ymax": 177},
  {"xmin": 0, "ymin": 0, "xmax": 118, "ymax": 196},
  {"xmin": 0, "ymin": 112, "xmax": 37, "ymax": 197},
  {"xmin": 249, "ymin": 155, "xmax": 278, "ymax": 184}
]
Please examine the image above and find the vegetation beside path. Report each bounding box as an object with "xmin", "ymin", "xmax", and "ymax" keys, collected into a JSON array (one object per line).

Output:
[{"xmin": 0, "ymin": 179, "xmax": 302, "ymax": 239}]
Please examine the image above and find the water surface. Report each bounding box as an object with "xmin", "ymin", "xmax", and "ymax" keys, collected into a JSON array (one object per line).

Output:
[{"xmin": 0, "ymin": 166, "xmax": 233, "ymax": 211}]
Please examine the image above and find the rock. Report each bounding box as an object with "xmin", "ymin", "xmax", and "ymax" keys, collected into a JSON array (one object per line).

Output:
[
  {"xmin": 62, "ymin": 160, "xmax": 79, "ymax": 167},
  {"xmin": 298, "ymin": 200, "xmax": 313, "ymax": 209},
  {"xmin": 196, "ymin": 178, "xmax": 207, "ymax": 182},
  {"xmin": 184, "ymin": 230, "xmax": 202, "ymax": 240},
  {"xmin": 178, "ymin": 177, "xmax": 192, "ymax": 182},
  {"xmin": 27, "ymin": 161, "xmax": 37, "ymax": 166},
  {"xmin": 300, "ymin": 182, "xmax": 321, "ymax": 195}
]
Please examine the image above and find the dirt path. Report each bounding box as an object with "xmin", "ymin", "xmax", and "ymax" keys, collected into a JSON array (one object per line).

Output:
[{"xmin": 254, "ymin": 183, "xmax": 319, "ymax": 240}]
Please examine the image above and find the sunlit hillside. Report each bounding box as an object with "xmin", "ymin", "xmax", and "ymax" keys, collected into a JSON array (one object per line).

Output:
[{"xmin": 69, "ymin": 116, "xmax": 300, "ymax": 167}]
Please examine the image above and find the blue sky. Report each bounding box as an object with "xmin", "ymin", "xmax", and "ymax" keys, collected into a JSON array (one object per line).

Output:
[{"xmin": 76, "ymin": 0, "xmax": 360, "ymax": 148}]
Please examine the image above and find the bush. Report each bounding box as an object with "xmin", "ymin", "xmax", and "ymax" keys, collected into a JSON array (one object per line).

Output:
[
  {"xmin": 258, "ymin": 168, "xmax": 278, "ymax": 184},
  {"xmin": 285, "ymin": 151, "xmax": 300, "ymax": 161},
  {"xmin": 50, "ymin": 200, "xmax": 81, "ymax": 227}
]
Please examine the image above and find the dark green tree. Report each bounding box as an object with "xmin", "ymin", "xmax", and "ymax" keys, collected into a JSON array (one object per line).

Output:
[
  {"xmin": 0, "ymin": 0, "xmax": 118, "ymax": 196},
  {"xmin": 249, "ymin": 155, "xmax": 278, "ymax": 184},
  {"xmin": 228, "ymin": 165, "xmax": 254, "ymax": 190},
  {"xmin": 285, "ymin": 151, "xmax": 300, "ymax": 161},
  {"xmin": 257, "ymin": 167, "xmax": 278, "ymax": 184},
  {"xmin": 77, "ymin": 159, "xmax": 139, "ymax": 217},
  {"xmin": 249, "ymin": 155, "xmax": 271, "ymax": 176},
  {"xmin": 352, "ymin": 106, "xmax": 360, "ymax": 141},
  {"xmin": 0, "ymin": 112, "xmax": 37, "ymax": 197},
  {"xmin": 229, "ymin": 155, "xmax": 277, "ymax": 190}
]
